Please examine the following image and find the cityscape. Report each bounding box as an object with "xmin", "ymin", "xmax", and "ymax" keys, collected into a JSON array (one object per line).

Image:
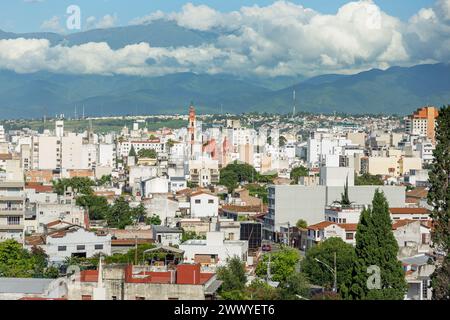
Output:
[{"xmin": 0, "ymin": 0, "xmax": 449, "ymax": 306}]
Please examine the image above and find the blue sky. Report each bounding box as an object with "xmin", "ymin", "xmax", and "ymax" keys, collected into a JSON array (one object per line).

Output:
[{"xmin": 0, "ymin": 0, "xmax": 436, "ymax": 33}]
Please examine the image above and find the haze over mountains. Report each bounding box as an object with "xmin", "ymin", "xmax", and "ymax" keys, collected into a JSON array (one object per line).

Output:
[{"xmin": 0, "ymin": 21, "xmax": 449, "ymax": 119}]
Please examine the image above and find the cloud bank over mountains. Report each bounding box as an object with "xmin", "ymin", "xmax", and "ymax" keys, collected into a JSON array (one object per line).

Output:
[{"xmin": 1, "ymin": 0, "xmax": 450, "ymax": 78}]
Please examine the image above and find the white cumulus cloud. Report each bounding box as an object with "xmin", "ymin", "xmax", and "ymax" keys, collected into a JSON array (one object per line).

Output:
[{"xmin": 1, "ymin": 0, "xmax": 449, "ymax": 78}]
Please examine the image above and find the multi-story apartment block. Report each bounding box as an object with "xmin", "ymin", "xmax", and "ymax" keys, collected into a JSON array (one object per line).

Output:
[
  {"xmin": 0, "ymin": 181, "xmax": 26, "ymax": 242},
  {"xmin": 405, "ymin": 106, "xmax": 439, "ymax": 143},
  {"xmin": 188, "ymin": 159, "xmax": 219, "ymax": 187}
]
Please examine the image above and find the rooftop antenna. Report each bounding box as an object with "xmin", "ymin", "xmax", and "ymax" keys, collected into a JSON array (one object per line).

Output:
[
  {"xmin": 82, "ymin": 105, "xmax": 85, "ymax": 120},
  {"xmin": 74, "ymin": 105, "xmax": 77, "ymax": 120}
]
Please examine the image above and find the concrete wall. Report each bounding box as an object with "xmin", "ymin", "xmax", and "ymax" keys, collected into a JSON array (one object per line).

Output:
[
  {"xmin": 272, "ymin": 185, "xmax": 405, "ymax": 227},
  {"xmin": 273, "ymin": 185, "xmax": 327, "ymax": 226}
]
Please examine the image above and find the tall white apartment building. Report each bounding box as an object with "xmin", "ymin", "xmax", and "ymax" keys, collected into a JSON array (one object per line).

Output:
[
  {"xmin": 98, "ymin": 143, "xmax": 116, "ymax": 167},
  {"xmin": 61, "ymin": 133, "xmax": 83, "ymax": 169},
  {"xmin": 32, "ymin": 135, "xmax": 60, "ymax": 170},
  {"xmin": 0, "ymin": 126, "xmax": 5, "ymax": 143}
]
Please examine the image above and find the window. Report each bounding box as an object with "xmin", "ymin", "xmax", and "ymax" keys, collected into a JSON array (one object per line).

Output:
[
  {"xmin": 136, "ymin": 296, "xmax": 146, "ymax": 300},
  {"xmin": 422, "ymin": 280, "xmax": 429, "ymax": 299},
  {"xmin": 82, "ymin": 295, "xmax": 92, "ymax": 300},
  {"xmin": 7, "ymin": 216, "xmax": 20, "ymax": 225},
  {"xmin": 342, "ymin": 219, "xmax": 347, "ymax": 223},
  {"xmin": 346, "ymin": 233, "xmax": 354, "ymax": 240},
  {"xmin": 112, "ymin": 296, "xmax": 117, "ymax": 300},
  {"xmin": 77, "ymin": 245, "xmax": 85, "ymax": 251},
  {"xmin": 95, "ymin": 244, "xmax": 104, "ymax": 250},
  {"xmin": 195, "ymin": 199, "xmax": 201, "ymax": 204},
  {"xmin": 208, "ymin": 199, "xmax": 214, "ymax": 204},
  {"xmin": 58, "ymin": 246, "xmax": 67, "ymax": 251}
]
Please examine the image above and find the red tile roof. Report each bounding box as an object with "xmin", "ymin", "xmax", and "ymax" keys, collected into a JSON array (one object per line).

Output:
[
  {"xmin": 308, "ymin": 221, "xmax": 335, "ymax": 230},
  {"xmin": 389, "ymin": 207, "xmax": 430, "ymax": 215},
  {"xmin": 392, "ymin": 219, "xmax": 417, "ymax": 230},
  {"xmin": 337, "ymin": 223, "xmax": 358, "ymax": 231},
  {"xmin": 25, "ymin": 183, "xmax": 54, "ymax": 193}
]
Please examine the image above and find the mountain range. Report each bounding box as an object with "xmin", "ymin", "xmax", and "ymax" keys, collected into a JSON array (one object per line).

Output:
[{"xmin": 0, "ymin": 22, "xmax": 449, "ymax": 119}]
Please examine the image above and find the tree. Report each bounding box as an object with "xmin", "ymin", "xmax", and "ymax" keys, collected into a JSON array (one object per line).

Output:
[
  {"xmin": 106, "ymin": 243, "xmax": 156, "ymax": 265},
  {"xmin": 145, "ymin": 214, "xmax": 162, "ymax": 226},
  {"xmin": 76, "ymin": 194, "xmax": 110, "ymax": 220},
  {"xmin": 137, "ymin": 148, "xmax": 157, "ymax": 159},
  {"xmin": 296, "ymin": 219, "xmax": 308, "ymax": 229},
  {"xmin": 128, "ymin": 145, "xmax": 137, "ymax": 157},
  {"xmin": 245, "ymin": 279, "xmax": 280, "ymax": 300},
  {"xmin": 427, "ymin": 105, "xmax": 450, "ymax": 300},
  {"xmin": 301, "ymin": 237, "xmax": 355, "ymax": 296},
  {"xmin": 333, "ymin": 177, "xmax": 353, "ymax": 208},
  {"xmin": 217, "ymin": 256, "xmax": 247, "ymax": 300},
  {"xmin": 279, "ymin": 136, "xmax": 287, "ymax": 148},
  {"xmin": 105, "ymin": 197, "xmax": 134, "ymax": 229},
  {"xmin": 181, "ymin": 231, "xmax": 205, "ymax": 242},
  {"xmin": 166, "ymin": 139, "xmax": 175, "ymax": 150},
  {"xmin": 290, "ymin": 166, "xmax": 308, "ymax": 184},
  {"xmin": 0, "ymin": 240, "xmax": 33, "ymax": 278},
  {"xmin": 52, "ymin": 177, "xmax": 95, "ymax": 196},
  {"xmin": 348, "ymin": 190, "xmax": 407, "ymax": 300},
  {"xmin": 245, "ymin": 184, "xmax": 268, "ymax": 204},
  {"xmin": 220, "ymin": 161, "xmax": 258, "ymax": 192},
  {"xmin": 355, "ymin": 173, "xmax": 383, "ymax": 185},
  {"xmin": 97, "ymin": 175, "xmax": 112, "ymax": 186},
  {"xmin": 256, "ymin": 247, "xmax": 300, "ymax": 283},
  {"xmin": 278, "ymin": 272, "xmax": 311, "ymax": 300},
  {"xmin": 131, "ymin": 203, "xmax": 147, "ymax": 223}
]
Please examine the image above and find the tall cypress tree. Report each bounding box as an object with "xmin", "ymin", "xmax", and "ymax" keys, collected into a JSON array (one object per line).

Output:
[
  {"xmin": 348, "ymin": 190, "xmax": 407, "ymax": 299},
  {"xmin": 427, "ymin": 105, "xmax": 450, "ymax": 300}
]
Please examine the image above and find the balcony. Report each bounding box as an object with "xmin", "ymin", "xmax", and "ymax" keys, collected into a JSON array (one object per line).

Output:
[
  {"xmin": 0, "ymin": 224, "xmax": 24, "ymax": 231},
  {"xmin": 0, "ymin": 209, "xmax": 24, "ymax": 216}
]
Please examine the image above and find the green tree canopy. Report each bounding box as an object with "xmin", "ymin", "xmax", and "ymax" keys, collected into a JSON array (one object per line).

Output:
[
  {"xmin": 52, "ymin": 177, "xmax": 95, "ymax": 196},
  {"xmin": 105, "ymin": 197, "xmax": 135, "ymax": 229},
  {"xmin": 256, "ymin": 247, "xmax": 300, "ymax": 283},
  {"xmin": 0, "ymin": 241, "xmax": 59, "ymax": 278},
  {"xmin": 220, "ymin": 161, "xmax": 258, "ymax": 192},
  {"xmin": 355, "ymin": 173, "xmax": 383, "ymax": 186},
  {"xmin": 301, "ymin": 237, "xmax": 356, "ymax": 295},
  {"xmin": 348, "ymin": 189, "xmax": 407, "ymax": 300},
  {"xmin": 278, "ymin": 272, "xmax": 311, "ymax": 300},
  {"xmin": 296, "ymin": 219, "xmax": 308, "ymax": 229},
  {"xmin": 245, "ymin": 279, "xmax": 280, "ymax": 300},
  {"xmin": 128, "ymin": 145, "xmax": 137, "ymax": 157},
  {"xmin": 290, "ymin": 166, "xmax": 308, "ymax": 184},
  {"xmin": 76, "ymin": 194, "xmax": 110, "ymax": 220},
  {"xmin": 217, "ymin": 256, "xmax": 248, "ymax": 300},
  {"xmin": 97, "ymin": 174, "xmax": 112, "ymax": 186},
  {"xmin": 427, "ymin": 105, "xmax": 450, "ymax": 300},
  {"xmin": 0, "ymin": 240, "xmax": 33, "ymax": 278},
  {"xmin": 137, "ymin": 148, "xmax": 157, "ymax": 159}
]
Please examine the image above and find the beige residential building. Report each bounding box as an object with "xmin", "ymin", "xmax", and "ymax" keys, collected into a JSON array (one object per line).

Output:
[{"xmin": 32, "ymin": 136, "xmax": 59, "ymax": 170}]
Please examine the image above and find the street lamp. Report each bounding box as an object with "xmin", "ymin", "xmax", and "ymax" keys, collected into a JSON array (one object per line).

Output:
[{"xmin": 314, "ymin": 252, "xmax": 337, "ymax": 293}]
